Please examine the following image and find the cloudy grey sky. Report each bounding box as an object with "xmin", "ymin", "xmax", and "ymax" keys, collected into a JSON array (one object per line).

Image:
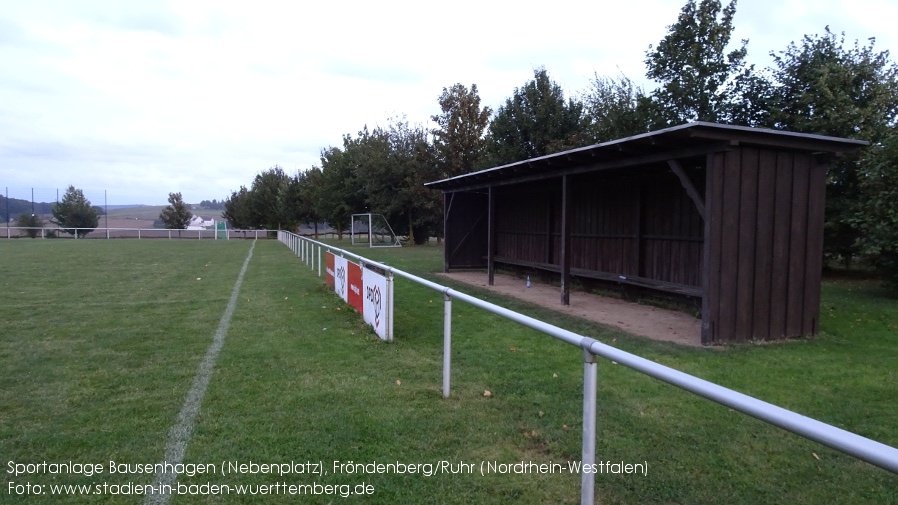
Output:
[{"xmin": 1, "ymin": 0, "xmax": 894, "ymax": 205}]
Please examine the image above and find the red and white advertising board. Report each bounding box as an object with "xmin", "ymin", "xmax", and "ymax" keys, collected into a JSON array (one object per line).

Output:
[
  {"xmin": 333, "ymin": 255, "xmax": 349, "ymax": 303},
  {"xmin": 323, "ymin": 251, "xmax": 393, "ymax": 341},
  {"xmin": 363, "ymin": 266, "xmax": 389, "ymax": 340},
  {"xmin": 347, "ymin": 261, "xmax": 364, "ymax": 314}
]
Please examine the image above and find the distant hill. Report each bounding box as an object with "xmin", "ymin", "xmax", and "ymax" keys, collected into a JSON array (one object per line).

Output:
[
  {"xmin": 1, "ymin": 196, "xmax": 55, "ymax": 222},
  {"xmin": 106, "ymin": 204, "xmax": 149, "ymax": 211}
]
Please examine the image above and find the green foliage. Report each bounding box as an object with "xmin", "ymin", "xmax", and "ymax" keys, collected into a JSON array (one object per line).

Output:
[
  {"xmin": 770, "ymin": 27, "xmax": 898, "ymax": 264},
  {"xmin": 853, "ymin": 133, "xmax": 898, "ymax": 290},
  {"xmin": 770, "ymin": 27, "xmax": 898, "ymax": 141},
  {"xmin": 222, "ymin": 167, "xmax": 293, "ymax": 231},
  {"xmin": 364, "ymin": 118, "xmax": 441, "ymax": 244},
  {"xmin": 583, "ymin": 73, "xmax": 653, "ymax": 142},
  {"xmin": 15, "ymin": 212, "xmax": 43, "ymax": 238},
  {"xmin": 223, "ymin": 186, "xmax": 254, "ymax": 230},
  {"xmin": 431, "ymin": 83, "xmax": 492, "ymax": 178},
  {"xmin": 644, "ymin": 0, "xmax": 748, "ymax": 125},
  {"xmin": 482, "ymin": 68, "xmax": 588, "ymax": 167},
  {"xmin": 51, "ymin": 185, "xmax": 99, "ymax": 237},
  {"xmin": 318, "ymin": 145, "xmax": 365, "ymax": 239},
  {"xmin": 248, "ymin": 166, "xmax": 291, "ymax": 230},
  {"xmin": 158, "ymin": 192, "xmax": 192, "ymax": 229},
  {"xmin": 317, "ymin": 120, "xmax": 441, "ymax": 243},
  {"xmin": 297, "ymin": 167, "xmax": 324, "ymax": 236}
]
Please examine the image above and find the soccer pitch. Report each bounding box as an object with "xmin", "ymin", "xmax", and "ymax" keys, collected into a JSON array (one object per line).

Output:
[
  {"xmin": 0, "ymin": 240, "xmax": 588, "ymax": 504},
  {"xmin": 1, "ymin": 239, "xmax": 896, "ymax": 504}
]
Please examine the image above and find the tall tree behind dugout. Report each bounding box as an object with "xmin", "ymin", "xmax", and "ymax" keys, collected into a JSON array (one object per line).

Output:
[
  {"xmin": 583, "ymin": 73, "xmax": 654, "ymax": 142},
  {"xmin": 51, "ymin": 185, "xmax": 98, "ymax": 238},
  {"xmin": 644, "ymin": 0, "xmax": 749, "ymax": 126},
  {"xmin": 431, "ymin": 83, "xmax": 491, "ymax": 179},
  {"xmin": 159, "ymin": 192, "xmax": 192, "ymax": 230},
  {"xmin": 481, "ymin": 68, "xmax": 588, "ymax": 168},
  {"xmin": 769, "ymin": 28, "xmax": 898, "ymax": 267}
]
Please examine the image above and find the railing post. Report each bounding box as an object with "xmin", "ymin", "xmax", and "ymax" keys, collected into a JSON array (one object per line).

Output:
[
  {"xmin": 581, "ymin": 349, "xmax": 598, "ymax": 505},
  {"xmin": 317, "ymin": 245, "xmax": 322, "ymax": 277},
  {"xmin": 387, "ymin": 271, "xmax": 394, "ymax": 341},
  {"xmin": 443, "ymin": 292, "xmax": 452, "ymax": 398}
]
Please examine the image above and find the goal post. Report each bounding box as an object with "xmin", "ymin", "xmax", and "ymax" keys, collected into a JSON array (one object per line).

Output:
[{"xmin": 351, "ymin": 213, "xmax": 401, "ymax": 247}]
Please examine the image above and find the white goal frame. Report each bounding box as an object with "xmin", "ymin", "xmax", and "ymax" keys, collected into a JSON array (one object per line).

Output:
[{"xmin": 351, "ymin": 213, "xmax": 402, "ymax": 247}]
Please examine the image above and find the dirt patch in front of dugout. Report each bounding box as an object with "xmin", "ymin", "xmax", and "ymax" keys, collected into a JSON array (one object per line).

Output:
[{"xmin": 436, "ymin": 270, "xmax": 702, "ymax": 347}]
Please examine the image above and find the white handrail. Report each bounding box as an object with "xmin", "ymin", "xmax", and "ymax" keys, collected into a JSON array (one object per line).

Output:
[{"xmin": 278, "ymin": 231, "xmax": 898, "ymax": 504}]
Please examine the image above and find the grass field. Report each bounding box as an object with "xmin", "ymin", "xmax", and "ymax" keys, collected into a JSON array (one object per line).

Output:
[{"xmin": 1, "ymin": 239, "xmax": 896, "ymax": 504}]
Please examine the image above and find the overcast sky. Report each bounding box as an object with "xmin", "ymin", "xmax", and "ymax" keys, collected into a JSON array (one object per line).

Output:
[{"xmin": 1, "ymin": 0, "xmax": 895, "ymax": 205}]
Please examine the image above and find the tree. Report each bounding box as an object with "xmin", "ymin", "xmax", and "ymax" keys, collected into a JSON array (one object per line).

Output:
[
  {"xmin": 583, "ymin": 73, "xmax": 653, "ymax": 142},
  {"xmin": 248, "ymin": 166, "xmax": 291, "ymax": 230},
  {"xmin": 853, "ymin": 131, "xmax": 898, "ymax": 290},
  {"xmin": 481, "ymin": 68, "xmax": 588, "ymax": 167},
  {"xmin": 357, "ymin": 118, "xmax": 441, "ymax": 244},
  {"xmin": 51, "ymin": 185, "xmax": 98, "ymax": 237},
  {"xmin": 431, "ymin": 83, "xmax": 492, "ymax": 178},
  {"xmin": 159, "ymin": 192, "xmax": 192, "ymax": 230},
  {"xmin": 318, "ymin": 145, "xmax": 364, "ymax": 240},
  {"xmin": 223, "ymin": 186, "xmax": 254, "ymax": 230},
  {"xmin": 297, "ymin": 167, "xmax": 325, "ymax": 238},
  {"xmin": 644, "ymin": 0, "xmax": 748, "ymax": 125},
  {"xmin": 16, "ymin": 213, "xmax": 43, "ymax": 238},
  {"xmin": 769, "ymin": 28, "xmax": 898, "ymax": 266}
]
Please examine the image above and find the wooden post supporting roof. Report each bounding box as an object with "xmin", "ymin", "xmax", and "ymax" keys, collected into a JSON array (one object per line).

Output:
[
  {"xmin": 560, "ymin": 175, "xmax": 571, "ymax": 305},
  {"xmin": 487, "ymin": 186, "xmax": 495, "ymax": 286}
]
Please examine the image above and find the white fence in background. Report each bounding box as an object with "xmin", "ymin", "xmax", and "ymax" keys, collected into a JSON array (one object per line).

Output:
[
  {"xmin": 278, "ymin": 230, "xmax": 898, "ymax": 505},
  {"xmin": 0, "ymin": 227, "xmax": 276, "ymax": 240}
]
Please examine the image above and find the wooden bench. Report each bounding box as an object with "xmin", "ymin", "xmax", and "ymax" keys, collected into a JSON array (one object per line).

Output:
[{"xmin": 492, "ymin": 256, "xmax": 702, "ymax": 298}]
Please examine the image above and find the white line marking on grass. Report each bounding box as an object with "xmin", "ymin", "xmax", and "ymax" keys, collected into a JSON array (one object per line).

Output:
[{"xmin": 145, "ymin": 240, "xmax": 256, "ymax": 505}]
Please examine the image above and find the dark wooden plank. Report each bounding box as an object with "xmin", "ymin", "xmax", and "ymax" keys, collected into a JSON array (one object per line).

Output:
[
  {"xmin": 633, "ymin": 183, "xmax": 643, "ymax": 276},
  {"xmin": 786, "ymin": 154, "xmax": 810, "ymax": 337},
  {"xmin": 752, "ymin": 149, "xmax": 777, "ymax": 339},
  {"xmin": 717, "ymin": 150, "xmax": 742, "ymax": 341},
  {"xmin": 803, "ymin": 159, "xmax": 827, "ymax": 335},
  {"xmin": 769, "ymin": 152, "xmax": 793, "ymax": 338},
  {"xmin": 735, "ymin": 148, "xmax": 759, "ymax": 340},
  {"xmin": 560, "ymin": 175, "xmax": 572, "ymax": 305}
]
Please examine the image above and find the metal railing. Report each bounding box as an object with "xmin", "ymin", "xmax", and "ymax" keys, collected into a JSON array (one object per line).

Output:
[
  {"xmin": 1, "ymin": 227, "xmax": 277, "ymax": 240},
  {"xmin": 278, "ymin": 231, "xmax": 898, "ymax": 504}
]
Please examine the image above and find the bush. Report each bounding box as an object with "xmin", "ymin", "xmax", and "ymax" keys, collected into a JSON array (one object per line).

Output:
[{"xmin": 16, "ymin": 213, "xmax": 43, "ymax": 238}]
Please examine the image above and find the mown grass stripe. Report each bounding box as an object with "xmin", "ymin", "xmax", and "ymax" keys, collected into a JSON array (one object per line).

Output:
[{"xmin": 144, "ymin": 240, "xmax": 256, "ymax": 505}]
